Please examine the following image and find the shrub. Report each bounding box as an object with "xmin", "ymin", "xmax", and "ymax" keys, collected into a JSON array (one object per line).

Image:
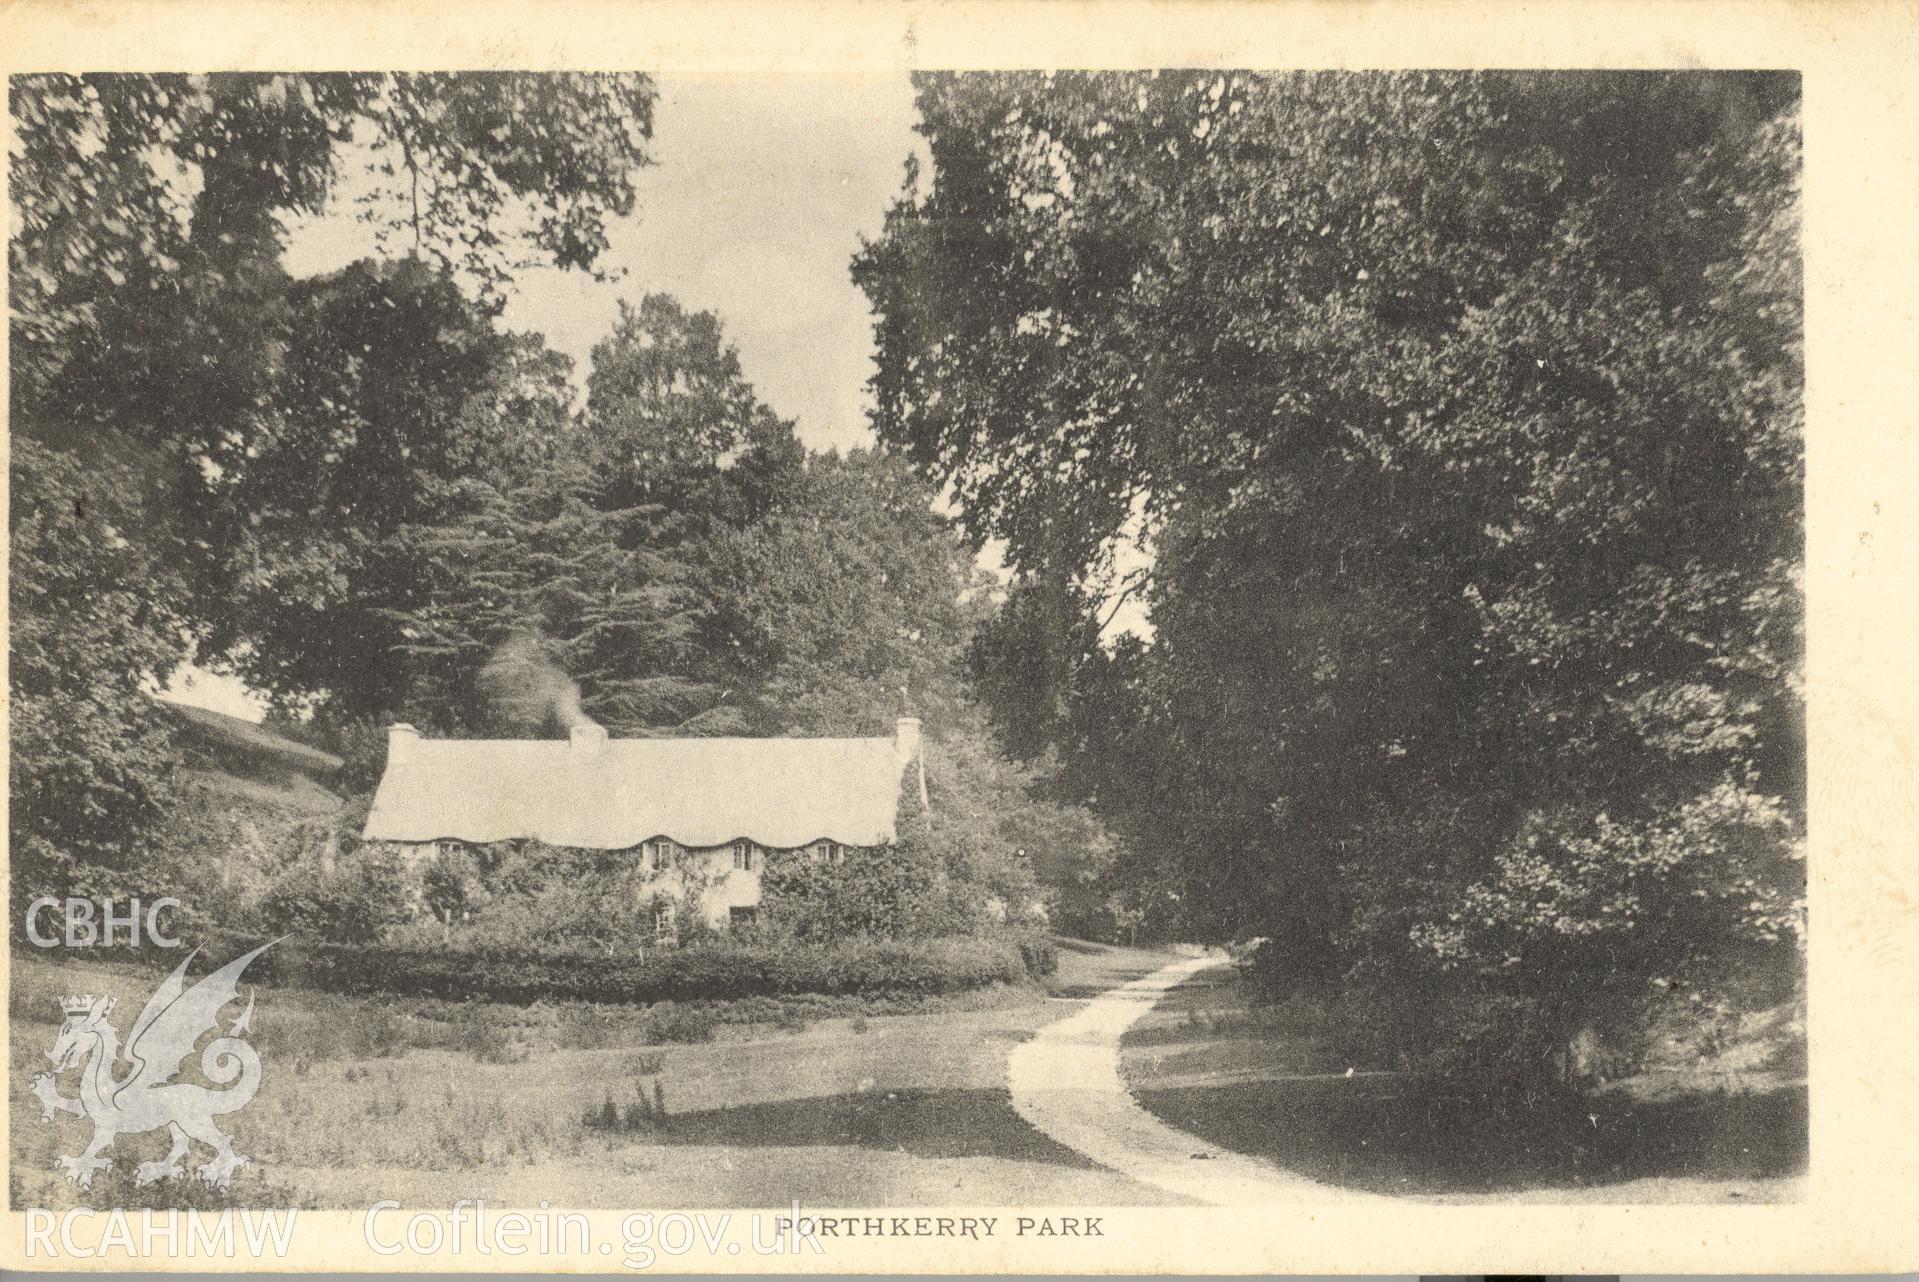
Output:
[
  {"xmin": 1012, "ymin": 930, "xmax": 1058, "ymax": 977},
  {"xmin": 642, "ymin": 1001, "xmax": 717, "ymax": 1044},
  {"xmin": 259, "ymin": 847, "xmax": 413, "ymax": 945},
  {"xmin": 456, "ymin": 1017, "xmax": 532, "ymax": 1064},
  {"xmin": 759, "ymin": 839, "xmax": 966, "ymax": 941},
  {"xmin": 758, "ymin": 740, "xmax": 1058, "ymax": 944}
]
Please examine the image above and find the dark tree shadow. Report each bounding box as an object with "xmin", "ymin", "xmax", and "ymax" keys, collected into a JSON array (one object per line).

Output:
[
  {"xmin": 1134, "ymin": 1076, "xmax": 1808, "ymax": 1197},
  {"xmin": 639, "ymin": 1088, "xmax": 1104, "ymax": 1169}
]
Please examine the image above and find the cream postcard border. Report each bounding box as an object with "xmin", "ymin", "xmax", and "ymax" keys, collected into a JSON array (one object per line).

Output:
[{"xmin": 0, "ymin": 0, "xmax": 1914, "ymax": 1272}]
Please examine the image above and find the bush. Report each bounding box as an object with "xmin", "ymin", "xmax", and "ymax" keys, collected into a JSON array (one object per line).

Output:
[
  {"xmin": 759, "ymin": 836, "xmax": 971, "ymax": 941},
  {"xmin": 1012, "ymin": 930, "xmax": 1058, "ymax": 977},
  {"xmin": 642, "ymin": 1001, "xmax": 717, "ymax": 1044},
  {"xmin": 259, "ymin": 847, "xmax": 413, "ymax": 945}
]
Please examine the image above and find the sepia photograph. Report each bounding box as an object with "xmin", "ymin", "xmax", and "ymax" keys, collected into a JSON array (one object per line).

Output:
[{"xmin": 5, "ymin": 2, "xmax": 1907, "ymax": 1269}]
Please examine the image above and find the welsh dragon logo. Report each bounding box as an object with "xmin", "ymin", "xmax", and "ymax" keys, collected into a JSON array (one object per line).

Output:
[{"xmin": 31, "ymin": 941, "xmax": 278, "ymax": 1190}]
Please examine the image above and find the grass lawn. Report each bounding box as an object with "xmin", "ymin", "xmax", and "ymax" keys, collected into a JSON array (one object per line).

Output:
[
  {"xmin": 12, "ymin": 939, "xmax": 1180, "ymax": 1210},
  {"xmin": 1120, "ymin": 964, "xmax": 1808, "ymax": 1204}
]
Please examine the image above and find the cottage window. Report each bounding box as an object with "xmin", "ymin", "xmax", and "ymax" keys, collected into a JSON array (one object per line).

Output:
[
  {"xmin": 642, "ymin": 839, "xmax": 675, "ymax": 872},
  {"xmin": 652, "ymin": 902, "xmax": 677, "ymax": 938},
  {"xmin": 731, "ymin": 840, "xmax": 757, "ymax": 871},
  {"xmin": 813, "ymin": 840, "xmax": 846, "ymax": 865}
]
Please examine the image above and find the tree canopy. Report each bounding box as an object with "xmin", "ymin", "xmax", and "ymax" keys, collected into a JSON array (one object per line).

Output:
[
  {"xmin": 856, "ymin": 70, "xmax": 1804, "ymax": 1072},
  {"xmin": 10, "ymin": 72, "xmax": 658, "ymax": 885}
]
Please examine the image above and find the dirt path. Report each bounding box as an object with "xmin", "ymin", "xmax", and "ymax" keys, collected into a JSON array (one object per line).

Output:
[{"xmin": 1008, "ymin": 956, "xmax": 1373, "ymax": 1206}]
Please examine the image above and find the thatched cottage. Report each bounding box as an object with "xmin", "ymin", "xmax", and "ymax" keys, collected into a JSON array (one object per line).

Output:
[{"xmin": 361, "ymin": 716, "xmax": 929, "ymax": 937}]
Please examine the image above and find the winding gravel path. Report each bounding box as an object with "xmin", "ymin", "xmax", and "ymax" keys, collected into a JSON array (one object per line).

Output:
[{"xmin": 1009, "ymin": 955, "xmax": 1374, "ymax": 1206}]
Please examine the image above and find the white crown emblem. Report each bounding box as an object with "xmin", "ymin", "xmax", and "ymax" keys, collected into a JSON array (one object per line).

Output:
[{"xmin": 59, "ymin": 994, "xmax": 96, "ymax": 1016}]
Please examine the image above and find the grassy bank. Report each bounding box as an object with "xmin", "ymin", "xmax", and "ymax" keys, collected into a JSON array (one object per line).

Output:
[{"xmin": 12, "ymin": 939, "xmax": 1178, "ymax": 1210}]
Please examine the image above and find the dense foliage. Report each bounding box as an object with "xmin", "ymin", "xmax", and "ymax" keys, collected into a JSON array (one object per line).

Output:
[
  {"xmin": 856, "ymin": 71, "xmax": 1805, "ymax": 1076},
  {"xmin": 9, "ymin": 442, "xmax": 184, "ymax": 890},
  {"xmin": 10, "ymin": 72, "xmax": 658, "ymax": 897},
  {"xmin": 760, "ymin": 758, "xmax": 1049, "ymax": 942},
  {"xmin": 11, "ymin": 71, "xmax": 1107, "ymax": 964}
]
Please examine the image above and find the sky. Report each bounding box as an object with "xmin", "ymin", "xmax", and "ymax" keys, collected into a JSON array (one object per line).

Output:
[
  {"xmin": 291, "ymin": 74, "xmax": 928, "ymax": 455},
  {"xmin": 163, "ymin": 75, "xmax": 930, "ymax": 721}
]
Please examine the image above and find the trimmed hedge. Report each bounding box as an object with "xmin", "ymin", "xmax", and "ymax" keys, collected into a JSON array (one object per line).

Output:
[{"xmin": 83, "ymin": 929, "xmax": 1035, "ymax": 1006}]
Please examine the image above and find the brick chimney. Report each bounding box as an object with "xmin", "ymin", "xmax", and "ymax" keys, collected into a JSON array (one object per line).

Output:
[
  {"xmin": 570, "ymin": 721, "xmax": 608, "ymax": 755},
  {"xmin": 386, "ymin": 723, "xmax": 419, "ymax": 762},
  {"xmin": 896, "ymin": 716, "xmax": 929, "ymax": 808}
]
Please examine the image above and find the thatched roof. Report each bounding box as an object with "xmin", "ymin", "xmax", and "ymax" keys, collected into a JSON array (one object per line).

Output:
[{"xmin": 361, "ymin": 732, "xmax": 909, "ymax": 850}]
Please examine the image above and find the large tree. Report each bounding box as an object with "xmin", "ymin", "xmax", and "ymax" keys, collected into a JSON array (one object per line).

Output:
[
  {"xmin": 359, "ymin": 295, "xmax": 806, "ymax": 739},
  {"xmin": 10, "ymin": 72, "xmax": 657, "ymax": 880},
  {"xmin": 697, "ymin": 447, "xmax": 989, "ymax": 736},
  {"xmin": 9, "ymin": 442, "xmax": 186, "ymax": 894},
  {"xmin": 371, "ymin": 453, "xmax": 724, "ymax": 738},
  {"xmin": 582, "ymin": 292, "xmax": 805, "ymax": 525},
  {"xmin": 205, "ymin": 259, "xmax": 581, "ymax": 719},
  {"xmin": 856, "ymin": 71, "xmax": 1804, "ymax": 1073}
]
